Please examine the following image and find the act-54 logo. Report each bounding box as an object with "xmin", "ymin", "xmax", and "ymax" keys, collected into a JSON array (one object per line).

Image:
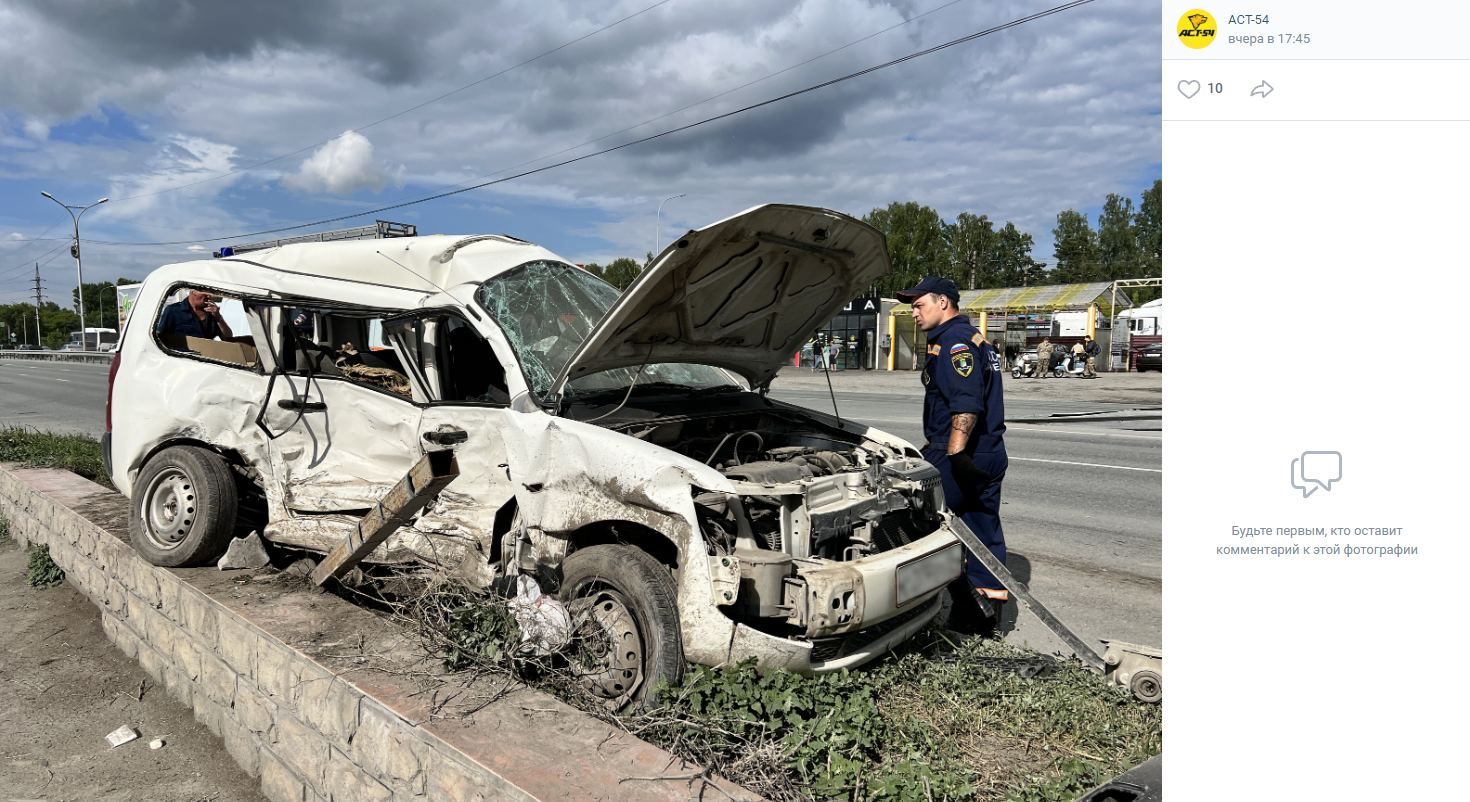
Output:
[{"xmin": 1177, "ymin": 9, "xmax": 1217, "ymax": 49}]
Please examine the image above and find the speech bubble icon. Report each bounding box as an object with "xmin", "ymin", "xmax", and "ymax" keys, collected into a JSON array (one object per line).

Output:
[{"xmin": 1299, "ymin": 451, "xmax": 1342, "ymax": 493}]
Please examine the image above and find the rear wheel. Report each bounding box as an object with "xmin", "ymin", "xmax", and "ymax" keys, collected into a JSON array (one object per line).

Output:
[
  {"xmin": 559, "ymin": 545, "xmax": 683, "ymax": 710},
  {"xmin": 129, "ymin": 446, "xmax": 238, "ymax": 567}
]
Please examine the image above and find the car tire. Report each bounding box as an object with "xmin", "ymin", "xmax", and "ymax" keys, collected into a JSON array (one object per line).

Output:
[
  {"xmin": 130, "ymin": 446, "xmax": 239, "ymax": 567},
  {"xmin": 559, "ymin": 544, "xmax": 684, "ymax": 710}
]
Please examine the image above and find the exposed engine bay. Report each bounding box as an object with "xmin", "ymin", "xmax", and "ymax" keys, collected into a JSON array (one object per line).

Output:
[{"xmin": 580, "ymin": 400, "xmax": 953, "ymax": 641}]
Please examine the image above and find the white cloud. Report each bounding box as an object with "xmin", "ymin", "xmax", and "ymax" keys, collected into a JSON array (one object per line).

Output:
[
  {"xmin": 281, "ymin": 130, "xmax": 403, "ymax": 195},
  {"xmin": 23, "ymin": 118, "xmax": 48, "ymax": 141}
]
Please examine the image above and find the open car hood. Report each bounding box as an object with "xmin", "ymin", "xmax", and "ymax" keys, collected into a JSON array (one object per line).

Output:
[{"xmin": 551, "ymin": 204, "xmax": 892, "ymax": 396}]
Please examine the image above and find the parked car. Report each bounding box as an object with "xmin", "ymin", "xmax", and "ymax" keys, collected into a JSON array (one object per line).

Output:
[
  {"xmin": 16, "ymin": 344, "xmax": 45, "ymax": 351},
  {"xmin": 105, "ymin": 204, "xmax": 967, "ymax": 707},
  {"xmin": 1135, "ymin": 342, "xmax": 1162, "ymax": 372}
]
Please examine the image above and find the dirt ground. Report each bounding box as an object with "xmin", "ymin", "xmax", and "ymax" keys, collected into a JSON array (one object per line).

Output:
[
  {"xmin": 770, "ymin": 365, "xmax": 1164, "ymax": 406},
  {"xmin": 0, "ymin": 538, "xmax": 266, "ymax": 802}
]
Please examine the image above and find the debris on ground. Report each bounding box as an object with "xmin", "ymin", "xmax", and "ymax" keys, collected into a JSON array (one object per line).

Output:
[
  {"xmin": 105, "ymin": 725, "xmax": 139, "ymax": 748},
  {"xmin": 217, "ymin": 531, "xmax": 270, "ymax": 571},
  {"xmin": 150, "ymin": 738, "xmax": 166, "ymax": 750},
  {"xmin": 507, "ymin": 575, "xmax": 572, "ymax": 656},
  {"xmin": 284, "ymin": 557, "xmax": 318, "ymax": 577}
]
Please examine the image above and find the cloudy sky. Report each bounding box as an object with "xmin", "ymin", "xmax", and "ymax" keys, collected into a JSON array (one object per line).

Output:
[{"xmin": 0, "ymin": 0, "xmax": 1159, "ymax": 307}]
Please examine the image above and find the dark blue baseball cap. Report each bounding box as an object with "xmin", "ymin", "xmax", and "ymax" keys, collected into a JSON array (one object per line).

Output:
[{"xmin": 895, "ymin": 276, "xmax": 960, "ymax": 304}]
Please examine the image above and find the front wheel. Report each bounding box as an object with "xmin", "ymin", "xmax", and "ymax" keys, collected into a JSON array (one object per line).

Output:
[
  {"xmin": 1011, "ymin": 368, "xmax": 1022, "ymax": 378},
  {"xmin": 1054, "ymin": 366, "xmax": 1066, "ymax": 378},
  {"xmin": 559, "ymin": 545, "xmax": 683, "ymax": 710},
  {"xmin": 129, "ymin": 446, "xmax": 239, "ymax": 567}
]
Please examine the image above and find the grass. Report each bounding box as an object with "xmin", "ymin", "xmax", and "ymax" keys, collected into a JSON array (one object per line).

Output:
[
  {"xmin": 382, "ymin": 575, "xmax": 1161, "ymax": 802},
  {"xmin": 626, "ymin": 635, "xmax": 1160, "ymax": 802},
  {"xmin": 0, "ymin": 517, "xmax": 10, "ymax": 545},
  {"xmin": 0, "ymin": 427, "xmax": 112, "ymax": 489},
  {"xmin": 26, "ymin": 543, "xmax": 64, "ymax": 589}
]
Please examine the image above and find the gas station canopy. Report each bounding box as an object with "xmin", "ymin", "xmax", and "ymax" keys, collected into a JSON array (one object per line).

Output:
[{"xmin": 890, "ymin": 281, "xmax": 1134, "ymax": 316}]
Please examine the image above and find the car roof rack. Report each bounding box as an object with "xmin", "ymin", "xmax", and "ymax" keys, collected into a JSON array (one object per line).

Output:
[{"xmin": 214, "ymin": 220, "xmax": 416, "ymax": 259}]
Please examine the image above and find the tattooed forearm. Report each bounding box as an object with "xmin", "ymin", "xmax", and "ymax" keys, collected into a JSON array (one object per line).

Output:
[{"xmin": 948, "ymin": 413, "xmax": 977, "ymax": 453}]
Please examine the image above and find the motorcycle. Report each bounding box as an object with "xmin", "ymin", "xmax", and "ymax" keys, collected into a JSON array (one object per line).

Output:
[
  {"xmin": 1011, "ymin": 350, "xmax": 1040, "ymax": 378},
  {"xmin": 1053, "ymin": 352, "xmax": 1087, "ymax": 378}
]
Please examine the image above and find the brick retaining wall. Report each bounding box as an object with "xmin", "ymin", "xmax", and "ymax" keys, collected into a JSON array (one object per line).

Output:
[{"xmin": 0, "ymin": 464, "xmax": 756, "ymax": 802}]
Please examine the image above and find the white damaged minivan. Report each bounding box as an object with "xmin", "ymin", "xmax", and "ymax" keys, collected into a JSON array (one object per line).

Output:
[{"xmin": 105, "ymin": 204, "xmax": 965, "ymax": 705}]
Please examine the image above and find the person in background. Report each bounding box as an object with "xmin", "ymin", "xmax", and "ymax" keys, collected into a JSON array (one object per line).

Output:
[
  {"xmin": 1083, "ymin": 335, "xmax": 1101, "ymax": 378},
  {"xmin": 1071, "ymin": 339, "xmax": 1086, "ymax": 373},
  {"xmin": 1036, "ymin": 338, "xmax": 1054, "ymax": 378},
  {"xmin": 155, "ymin": 289, "xmax": 233, "ymax": 340}
]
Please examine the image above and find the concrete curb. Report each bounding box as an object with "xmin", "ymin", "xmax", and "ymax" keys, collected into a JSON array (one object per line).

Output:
[{"xmin": 0, "ymin": 464, "xmax": 760, "ymax": 802}]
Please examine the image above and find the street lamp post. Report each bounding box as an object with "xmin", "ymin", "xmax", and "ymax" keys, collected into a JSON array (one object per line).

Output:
[
  {"xmin": 41, "ymin": 192, "xmax": 108, "ymax": 351},
  {"xmin": 654, "ymin": 193, "xmax": 685, "ymax": 259}
]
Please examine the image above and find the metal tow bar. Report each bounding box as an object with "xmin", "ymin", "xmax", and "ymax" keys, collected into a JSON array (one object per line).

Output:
[{"xmin": 948, "ymin": 517, "xmax": 1163, "ymax": 703}]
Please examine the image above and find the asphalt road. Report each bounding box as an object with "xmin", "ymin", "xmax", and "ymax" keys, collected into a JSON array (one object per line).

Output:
[
  {"xmin": 0, "ymin": 359, "xmax": 112, "ymax": 436},
  {"xmin": 0, "ymin": 359, "xmax": 1162, "ymax": 658}
]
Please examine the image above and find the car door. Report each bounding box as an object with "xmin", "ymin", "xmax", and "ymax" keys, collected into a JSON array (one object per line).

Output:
[
  {"xmin": 255, "ymin": 304, "xmax": 425, "ymax": 513},
  {"xmin": 402, "ymin": 313, "xmax": 518, "ymax": 559}
]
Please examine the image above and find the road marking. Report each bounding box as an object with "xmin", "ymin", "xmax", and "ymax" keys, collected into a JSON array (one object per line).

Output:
[
  {"xmin": 55, "ymin": 379, "xmax": 69, "ymax": 382},
  {"xmin": 1006, "ymin": 425, "xmax": 1161, "ymax": 440},
  {"xmin": 1010, "ymin": 457, "xmax": 1161, "ymax": 473}
]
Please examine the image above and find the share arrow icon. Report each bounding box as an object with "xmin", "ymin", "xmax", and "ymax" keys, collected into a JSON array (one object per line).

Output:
[{"xmin": 1251, "ymin": 80, "xmax": 1274, "ymax": 98}]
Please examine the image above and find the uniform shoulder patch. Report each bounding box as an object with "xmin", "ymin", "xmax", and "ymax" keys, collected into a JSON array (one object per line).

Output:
[
  {"xmin": 951, "ymin": 350, "xmax": 974, "ymax": 377},
  {"xmin": 971, "ymin": 333, "xmax": 986, "ymax": 346},
  {"xmin": 950, "ymin": 342, "xmax": 969, "ymax": 353}
]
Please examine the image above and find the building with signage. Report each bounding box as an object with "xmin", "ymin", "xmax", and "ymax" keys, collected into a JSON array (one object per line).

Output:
[{"xmin": 799, "ymin": 296, "xmax": 894, "ymax": 371}]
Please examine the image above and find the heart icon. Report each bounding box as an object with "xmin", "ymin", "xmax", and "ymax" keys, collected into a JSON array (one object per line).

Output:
[{"xmin": 1178, "ymin": 80, "xmax": 1201, "ymax": 99}]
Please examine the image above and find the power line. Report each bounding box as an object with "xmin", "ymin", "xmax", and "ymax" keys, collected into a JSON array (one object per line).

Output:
[
  {"xmin": 87, "ymin": 0, "xmax": 678, "ymax": 211},
  {"xmin": 83, "ymin": 0, "xmax": 976, "ymax": 236},
  {"xmin": 83, "ymin": 0, "xmax": 1096, "ymax": 249}
]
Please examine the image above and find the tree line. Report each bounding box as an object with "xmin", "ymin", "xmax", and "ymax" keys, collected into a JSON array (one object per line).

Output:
[
  {"xmin": 580, "ymin": 180, "xmax": 1160, "ymax": 304},
  {"xmin": 0, "ymin": 279, "xmax": 138, "ymax": 349},
  {"xmin": 863, "ymin": 179, "xmax": 1161, "ymax": 302}
]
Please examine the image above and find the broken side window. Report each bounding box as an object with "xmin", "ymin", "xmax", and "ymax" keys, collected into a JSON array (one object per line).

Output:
[
  {"xmin": 264, "ymin": 304, "xmax": 414, "ymax": 399},
  {"xmin": 153, "ymin": 284, "xmax": 259, "ymax": 369}
]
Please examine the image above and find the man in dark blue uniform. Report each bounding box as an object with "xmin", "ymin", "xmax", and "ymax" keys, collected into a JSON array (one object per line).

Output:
[
  {"xmin": 896, "ymin": 277, "xmax": 1009, "ymax": 634},
  {"xmin": 155, "ymin": 289, "xmax": 233, "ymax": 340}
]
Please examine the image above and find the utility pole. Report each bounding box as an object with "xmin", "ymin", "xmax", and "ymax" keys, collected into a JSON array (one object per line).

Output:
[
  {"xmin": 41, "ymin": 191, "xmax": 108, "ymax": 351},
  {"xmin": 32, "ymin": 265, "xmax": 44, "ymax": 346}
]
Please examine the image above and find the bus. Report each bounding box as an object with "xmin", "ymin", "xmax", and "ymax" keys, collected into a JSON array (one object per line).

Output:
[{"xmin": 66, "ymin": 327, "xmax": 119, "ymax": 351}]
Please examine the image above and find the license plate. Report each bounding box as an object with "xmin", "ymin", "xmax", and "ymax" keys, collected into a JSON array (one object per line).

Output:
[{"xmin": 895, "ymin": 542, "xmax": 965, "ymax": 606}]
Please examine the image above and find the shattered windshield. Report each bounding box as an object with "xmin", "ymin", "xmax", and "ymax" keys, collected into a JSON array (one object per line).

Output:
[{"xmin": 475, "ymin": 260, "xmax": 733, "ymax": 398}]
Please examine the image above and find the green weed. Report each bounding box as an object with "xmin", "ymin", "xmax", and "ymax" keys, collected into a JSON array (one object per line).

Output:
[
  {"xmin": 0, "ymin": 517, "xmax": 11, "ymax": 545},
  {"xmin": 625, "ymin": 634, "xmax": 1161, "ymax": 802},
  {"xmin": 26, "ymin": 543, "xmax": 64, "ymax": 589},
  {"xmin": 0, "ymin": 427, "xmax": 112, "ymax": 488}
]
